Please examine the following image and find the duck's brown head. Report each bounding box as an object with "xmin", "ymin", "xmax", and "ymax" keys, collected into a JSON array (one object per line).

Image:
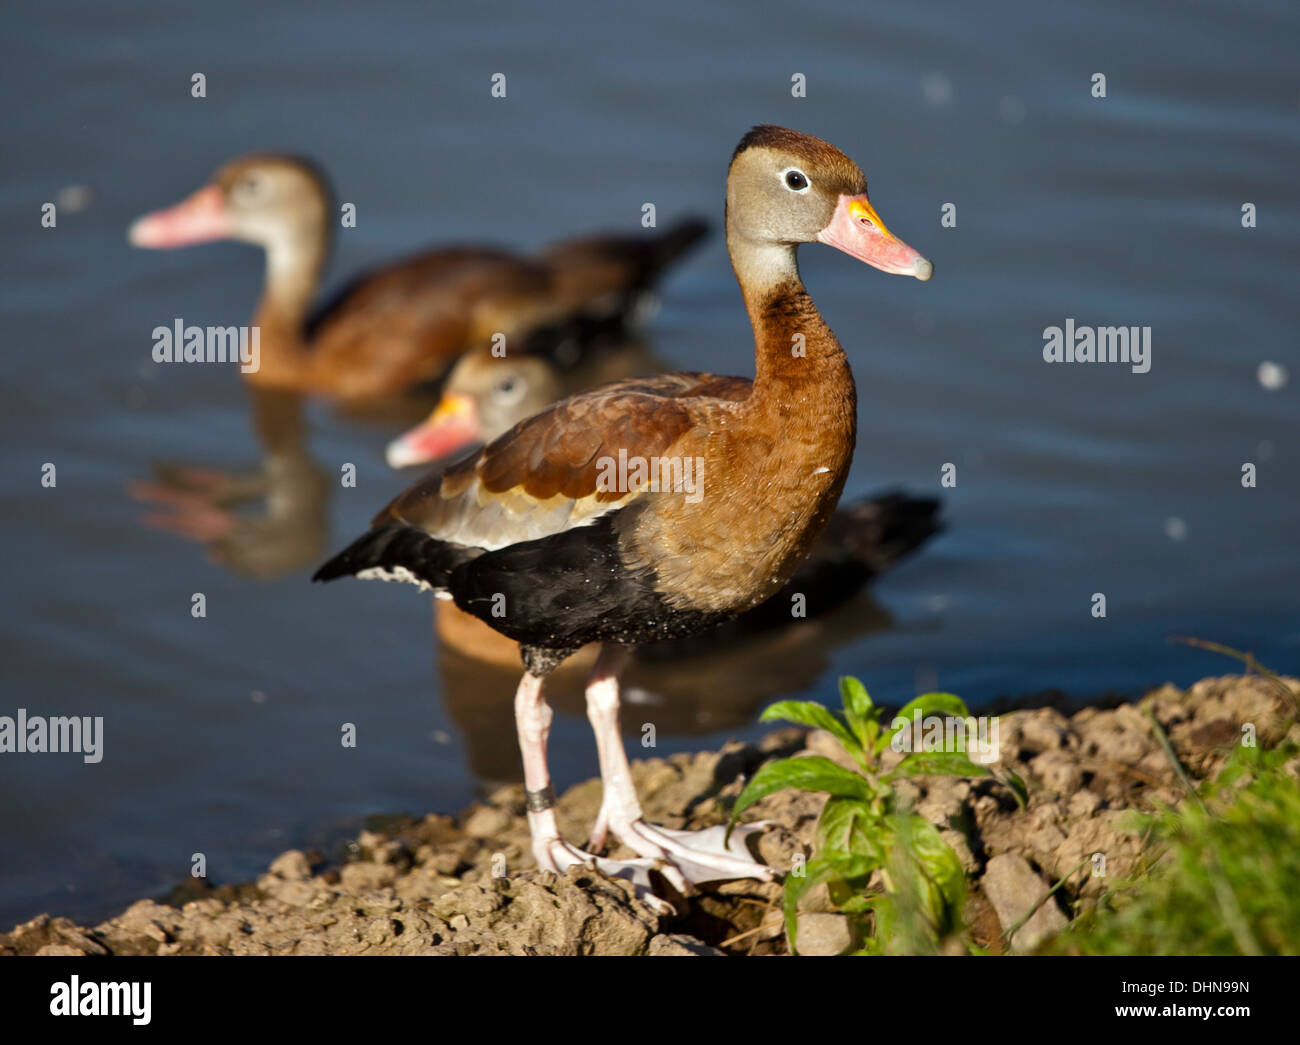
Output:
[
  {"xmin": 128, "ymin": 154, "xmax": 332, "ymax": 258},
  {"xmin": 385, "ymin": 351, "xmax": 564, "ymax": 469},
  {"xmin": 726, "ymin": 125, "xmax": 930, "ymax": 280}
]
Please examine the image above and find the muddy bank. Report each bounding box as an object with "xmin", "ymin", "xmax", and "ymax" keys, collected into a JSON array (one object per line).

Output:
[{"xmin": 4, "ymin": 673, "xmax": 1295, "ymax": 956}]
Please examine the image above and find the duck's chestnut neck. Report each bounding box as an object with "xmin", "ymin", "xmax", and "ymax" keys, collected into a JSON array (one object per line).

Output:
[
  {"xmin": 727, "ymin": 227, "xmax": 848, "ymax": 387},
  {"xmin": 259, "ymin": 220, "xmax": 329, "ymax": 327}
]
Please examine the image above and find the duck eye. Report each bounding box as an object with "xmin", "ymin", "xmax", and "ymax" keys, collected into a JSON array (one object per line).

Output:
[
  {"xmin": 492, "ymin": 376, "xmax": 524, "ymax": 404},
  {"xmin": 784, "ymin": 169, "xmax": 809, "ymax": 191},
  {"xmin": 238, "ymin": 175, "xmax": 264, "ymax": 198}
]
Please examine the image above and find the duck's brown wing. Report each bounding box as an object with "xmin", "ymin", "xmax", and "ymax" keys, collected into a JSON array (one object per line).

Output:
[
  {"xmin": 304, "ymin": 247, "xmax": 554, "ymax": 398},
  {"xmin": 379, "ymin": 371, "xmax": 750, "ymax": 549},
  {"xmin": 313, "ymin": 370, "xmax": 751, "ymax": 664},
  {"xmin": 314, "ymin": 372, "xmax": 748, "ymax": 585}
]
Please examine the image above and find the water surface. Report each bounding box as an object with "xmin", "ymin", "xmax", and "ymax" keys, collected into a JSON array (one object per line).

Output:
[{"xmin": 1, "ymin": 0, "xmax": 1296, "ymax": 926}]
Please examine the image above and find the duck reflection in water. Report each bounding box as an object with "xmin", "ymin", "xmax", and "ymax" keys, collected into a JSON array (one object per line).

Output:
[{"xmin": 128, "ymin": 386, "xmax": 332, "ymax": 578}]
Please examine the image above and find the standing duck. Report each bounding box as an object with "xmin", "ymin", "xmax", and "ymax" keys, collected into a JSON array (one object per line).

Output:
[
  {"xmin": 388, "ymin": 346, "xmax": 941, "ymax": 665},
  {"xmin": 314, "ymin": 126, "xmax": 932, "ymax": 893},
  {"xmin": 128, "ymin": 153, "xmax": 707, "ymax": 400}
]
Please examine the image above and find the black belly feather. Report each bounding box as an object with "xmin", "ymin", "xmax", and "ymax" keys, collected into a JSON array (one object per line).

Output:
[
  {"xmin": 313, "ymin": 509, "xmax": 735, "ymax": 670},
  {"xmin": 449, "ymin": 513, "xmax": 731, "ymax": 651}
]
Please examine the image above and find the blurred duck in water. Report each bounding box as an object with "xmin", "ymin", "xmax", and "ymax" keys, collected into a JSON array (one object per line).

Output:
[{"xmin": 129, "ymin": 153, "xmax": 708, "ymax": 400}]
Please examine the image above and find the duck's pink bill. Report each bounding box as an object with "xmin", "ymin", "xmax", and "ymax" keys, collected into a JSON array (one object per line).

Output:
[
  {"xmin": 817, "ymin": 193, "xmax": 932, "ymax": 280},
  {"xmin": 386, "ymin": 394, "xmax": 481, "ymax": 469},
  {"xmin": 128, "ymin": 185, "xmax": 231, "ymax": 249}
]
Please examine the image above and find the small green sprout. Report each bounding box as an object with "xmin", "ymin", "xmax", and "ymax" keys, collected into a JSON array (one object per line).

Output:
[{"xmin": 729, "ymin": 677, "xmax": 1007, "ymax": 954}]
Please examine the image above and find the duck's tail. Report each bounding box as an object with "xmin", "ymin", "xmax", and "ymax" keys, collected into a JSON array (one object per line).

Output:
[
  {"xmin": 538, "ymin": 216, "xmax": 709, "ymax": 306},
  {"xmin": 520, "ymin": 217, "xmax": 710, "ymax": 364},
  {"xmin": 312, "ymin": 522, "xmax": 479, "ymax": 593}
]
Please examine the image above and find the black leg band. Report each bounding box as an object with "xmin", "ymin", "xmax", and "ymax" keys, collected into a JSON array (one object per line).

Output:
[{"xmin": 524, "ymin": 786, "xmax": 556, "ymax": 813}]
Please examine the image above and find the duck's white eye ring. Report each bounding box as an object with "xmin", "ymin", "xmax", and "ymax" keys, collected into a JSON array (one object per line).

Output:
[
  {"xmin": 492, "ymin": 376, "xmax": 526, "ymax": 406},
  {"xmin": 783, "ymin": 168, "xmax": 810, "ymax": 192}
]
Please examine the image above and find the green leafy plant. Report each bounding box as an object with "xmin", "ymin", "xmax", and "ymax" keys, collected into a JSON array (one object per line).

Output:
[{"xmin": 729, "ymin": 677, "xmax": 1017, "ymax": 954}]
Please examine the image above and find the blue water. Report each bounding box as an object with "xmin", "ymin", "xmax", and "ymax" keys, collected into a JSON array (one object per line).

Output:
[{"xmin": 1, "ymin": 0, "xmax": 1296, "ymax": 927}]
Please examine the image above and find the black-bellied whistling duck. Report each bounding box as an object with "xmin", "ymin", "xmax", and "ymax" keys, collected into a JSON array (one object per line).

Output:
[
  {"xmin": 385, "ymin": 339, "xmax": 658, "ymax": 467},
  {"xmin": 128, "ymin": 153, "xmax": 707, "ymax": 400},
  {"xmin": 389, "ymin": 348, "xmax": 940, "ymax": 664},
  {"xmin": 314, "ymin": 126, "xmax": 932, "ymax": 895}
]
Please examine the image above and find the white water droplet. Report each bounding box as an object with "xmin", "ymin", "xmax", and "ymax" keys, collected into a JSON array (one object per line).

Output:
[{"xmin": 1257, "ymin": 361, "xmax": 1288, "ymax": 390}]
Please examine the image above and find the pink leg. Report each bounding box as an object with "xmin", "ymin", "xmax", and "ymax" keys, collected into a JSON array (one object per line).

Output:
[
  {"xmin": 584, "ymin": 645, "xmax": 774, "ymax": 887},
  {"xmin": 514, "ymin": 671, "xmax": 562, "ymax": 864},
  {"xmin": 586, "ymin": 646, "xmax": 636, "ymax": 848},
  {"xmin": 512, "ymin": 670, "xmax": 673, "ymax": 911}
]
